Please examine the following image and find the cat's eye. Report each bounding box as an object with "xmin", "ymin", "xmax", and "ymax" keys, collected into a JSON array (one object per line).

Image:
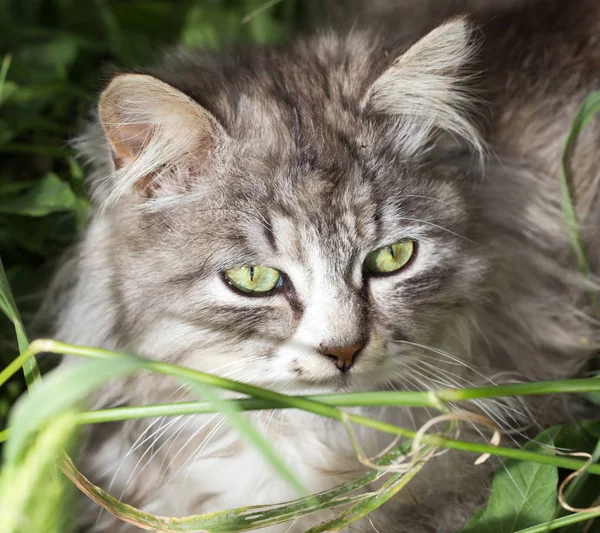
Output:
[
  {"xmin": 223, "ymin": 266, "xmax": 283, "ymax": 294},
  {"xmin": 364, "ymin": 240, "xmax": 415, "ymax": 275}
]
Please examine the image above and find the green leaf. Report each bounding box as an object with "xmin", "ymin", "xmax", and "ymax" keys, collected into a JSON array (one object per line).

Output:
[
  {"xmin": 14, "ymin": 36, "xmax": 79, "ymax": 79},
  {"xmin": 460, "ymin": 427, "xmax": 560, "ymax": 533},
  {"xmin": 0, "ymin": 172, "xmax": 77, "ymax": 216}
]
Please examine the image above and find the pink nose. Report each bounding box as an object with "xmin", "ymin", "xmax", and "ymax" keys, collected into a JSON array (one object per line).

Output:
[{"xmin": 320, "ymin": 343, "xmax": 364, "ymax": 372}]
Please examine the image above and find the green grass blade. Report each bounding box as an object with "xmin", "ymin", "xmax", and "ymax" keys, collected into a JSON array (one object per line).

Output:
[
  {"xmin": 5, "ymin": 340, "xmax": 307, "ymax": 498},
  {"xmin": 305, "ymin": 451, "xmax": 430, "ymax": 532},
  {"xmin": 0, "ymin": 348, "xmax": 36, "ymax": 389},
  {"xmin": 241, "ymin": 0, "xmax": 284, "ymax": 23},
  {"xmin": 0, "ymin": 55, "xmax": 11, "ymax": 102},
  {"xmin": 19, "ymin": 340, "xmax": 600, "ymax": 475},
  {"xmin": 559, "ymin": 91, "xmax": 600, "ymax": 310},
  {"xmin": 59, "ymin": 441, "xmax": 414, "ymax": 532},
  {"xmin": 5, "ymin": 373, "xmax": 600, "ymax": 439},
  {"xmin": 0, "ymin": 257, "xmax": 23, "ymax": 331},
  {"xmin": 61, "ymin": 452, "xmax": 363, "ymax": 532},
  {"xmin": 68, "ymin": 377, "xmax": 600, "ymax": 427},
  {"xmin": 513, "ymin": 510, "xmax": 600, "ymax": 533},
  {"xmin": 0, "ymin": 255, "xmax": 39, "ymax": 384},
  {"xmin": 0, "ymin": 413, "xmax": 77, "ymax": 533}
]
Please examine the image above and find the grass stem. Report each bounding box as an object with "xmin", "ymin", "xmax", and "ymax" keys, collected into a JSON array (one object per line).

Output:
[{"xmin": 11, "ymin": 339, "xmax": 600, "ymax": 476}]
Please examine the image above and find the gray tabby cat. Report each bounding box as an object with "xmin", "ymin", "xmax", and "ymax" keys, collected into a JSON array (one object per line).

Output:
[{"xmin": 55, "ymin": 0, "xmax": 600, "ymax": 531}]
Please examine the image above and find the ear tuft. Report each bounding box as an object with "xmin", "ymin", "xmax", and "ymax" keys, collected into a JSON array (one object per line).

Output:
[
  {"xmin": 364, "ymin": 18, "xmax": 484, "ymax": 157},
  {"xmin": 98, "ymin": 73, "xmax": 227, "ymax": 206}
]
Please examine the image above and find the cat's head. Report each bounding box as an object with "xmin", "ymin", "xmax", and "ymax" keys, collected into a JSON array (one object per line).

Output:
[{"xmin": 83, "ymin": 18, "xmax": 489, "ymax": 393}]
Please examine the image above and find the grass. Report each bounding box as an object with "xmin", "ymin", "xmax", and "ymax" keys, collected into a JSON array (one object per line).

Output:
[
  {"xmin": 0, "ymin": 1, "xmax": 599, "ymax": 532},
  {"xmin": 559, "ymin": 91, "xmax": 600, "ymax": 312}
]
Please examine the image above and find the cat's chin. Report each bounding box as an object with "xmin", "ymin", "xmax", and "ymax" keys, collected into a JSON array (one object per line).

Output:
[{"xmin": 267, "ymin": 370, "xmax": 389, "ymax": 396}]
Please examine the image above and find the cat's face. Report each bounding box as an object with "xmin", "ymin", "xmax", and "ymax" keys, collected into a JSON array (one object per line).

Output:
[
  {"xmin": 93, "ymin": 19, "xmax": 488, "ymax": 393},
  {"xmin": 104, "ymin": 137, "xmax": 486, "ymax": 394}
]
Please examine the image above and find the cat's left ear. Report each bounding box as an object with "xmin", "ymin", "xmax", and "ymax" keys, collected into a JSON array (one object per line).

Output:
[
  {"xmin": 363, "ymin": 18, "xmax": 483, "ymax": 157},
  {"xmin": 98, "ymin": 73, "xmax": 229, "ymax": 205}
]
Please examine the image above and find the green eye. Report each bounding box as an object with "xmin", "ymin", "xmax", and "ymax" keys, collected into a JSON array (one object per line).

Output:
[
  {"xmin": 224, "ymin": 266, "xmax": 282, "ymax": 294},
  {"xmin": 364, "ymin": 240, "xmax": 415, "ymax": 275}
]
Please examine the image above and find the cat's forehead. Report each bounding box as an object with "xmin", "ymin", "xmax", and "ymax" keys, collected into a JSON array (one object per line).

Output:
[
  {"xmin": 227, "ymin": 90, "xmax": 372, "ymax": 169},
  {"xmin": 225, "ymin": 162, "xmax": 378, "ymax": 243},
  {"xmin": 202, "ymin": 161, "xmax": 451, "ymax": 260},
  {"xmin": 187, "ymin": 129, "xmax": 464, "ymax": 241}
]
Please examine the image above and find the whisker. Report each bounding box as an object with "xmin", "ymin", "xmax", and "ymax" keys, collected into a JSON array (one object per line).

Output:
[
  {"xmin": 404, "ymin": 360, "xmax": 532, "ymax": 442},
  {"xmin": 397, "ymin": 194, "xmax": 468, "ymax": 215},
  {"xmin": 157, "ymin": 413, "xmax": 222, "ymax": 486},
  {"xmin": 392, "ymin": 360, "xmax": 515, "ymax": 446},
  {"xmin": 396, "ymin": 216, "xmax": 479, "ymax": 246},
  {"xmin": 117, "ymin": 415, "xmax": 187, "ymax": 502},
  {"xmin": 179, "ymin": 417, "xmax": 228, "ymax": 487},
  {"xmin": 94, "ymin": 382, "xmax": 193, "ymax": 527},
  {"xmin": 394, "ymin": 340, "xmax": 486, "ymax": 379},
  {"xmin": 102, "ymin": 384, "xmax": 191, "ymax": 485},
  {"xmin": 414, "ymin": 359, "xmax": 530, "ymax": 421}
]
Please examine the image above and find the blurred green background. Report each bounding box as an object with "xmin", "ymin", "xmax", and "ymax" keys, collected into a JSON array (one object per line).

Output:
[{"xmin": 0, "ymin": 0, "xmax": 323, "ymax": 432}]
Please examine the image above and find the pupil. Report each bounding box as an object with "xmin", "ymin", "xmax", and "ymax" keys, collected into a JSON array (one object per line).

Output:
[
  {"xmin": 387, "ymin": 245, "xmax": 395, "ymax": 258},
  {"xmin": 250, "ymin": 266, "xmax": 255, "ymax": 281}
]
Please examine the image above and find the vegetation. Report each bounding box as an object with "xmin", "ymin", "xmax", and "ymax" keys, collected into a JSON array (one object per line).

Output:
[{"xmin": 0, "ymin": 1, "xmax": 599, "ymax": 532}]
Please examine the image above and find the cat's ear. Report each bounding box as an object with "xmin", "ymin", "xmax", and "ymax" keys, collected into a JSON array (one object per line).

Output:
[
  {"xmin": 363, "ymin": 18, "xmax": 483, "ymax": 157},
  {"xmin": 98, "ymin": 73, "xmax": 228, "ymax": 204}
]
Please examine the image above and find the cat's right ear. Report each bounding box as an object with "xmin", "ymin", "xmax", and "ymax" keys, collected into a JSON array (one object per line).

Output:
[
  {"xmin": 98, "ymin": 73, "xmax": 228, "ymax": 205},
  {"xmin": 363, "ymin": 18, "xmax": 483, "ymax": 158}
]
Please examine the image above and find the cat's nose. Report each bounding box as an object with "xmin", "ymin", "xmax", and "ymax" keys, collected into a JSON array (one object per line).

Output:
[{"xmin": 320, "ymin": 342, "xmax": 364, "ymax": 372}]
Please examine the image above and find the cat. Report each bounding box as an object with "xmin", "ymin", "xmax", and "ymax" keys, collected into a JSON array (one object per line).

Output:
[{"xmin": 53, "ymin": 0, "xmax": 600, "ymax": 531}]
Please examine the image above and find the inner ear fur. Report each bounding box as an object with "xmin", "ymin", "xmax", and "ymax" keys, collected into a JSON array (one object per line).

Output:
[
  {"xmin": 98, "ymin": 73, "xmax": 227, "ymax": 203},
  {"xmin": 364, "ymin": 18, "xmax": 484, "ymax": 156}
]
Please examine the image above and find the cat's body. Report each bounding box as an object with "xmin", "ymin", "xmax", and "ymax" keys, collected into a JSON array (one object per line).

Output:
[{"xmin": 55, "ymin": 1, "xmax": 600, "ymax": 531}]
